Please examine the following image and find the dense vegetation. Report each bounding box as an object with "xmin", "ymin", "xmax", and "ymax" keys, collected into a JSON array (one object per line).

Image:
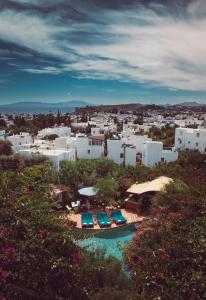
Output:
[
  {"xmin": 1, "ymin": 150, "xmax": 206, "ymax": 299},
  {"xmin": 0, "ymin": 164, "xmax": 134, "ymax": 300},
  {"xmin": 147, "ymin": 124, "xmax": 178, "ymax": 147},
  {"xmin": 125, "ymin": 151, "xmax": 206, "ymax": 299}
]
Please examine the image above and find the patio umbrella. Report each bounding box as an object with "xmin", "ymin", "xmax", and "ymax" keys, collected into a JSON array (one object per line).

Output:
[
  {"xmin": 78, "ymin": 187, "xmax": 97, "ymax": 197},
  {"xmin": 78, "ymin": 187, "xmax": 97, "ymax": 210}
]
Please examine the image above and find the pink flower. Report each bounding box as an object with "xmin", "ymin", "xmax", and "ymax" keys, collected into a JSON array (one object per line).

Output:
[
  {"xmin": 1, "ymin": 247, "xmax": 16, "ymax": 256},
  {"xmin": 157, "ymin": 251, "xmax": 169, "ymax": 262},
  {"xmin": 71, "ymin": 253, "xmax": 79, "ymax": 267},
  {"xmin": 1, "ymin": 271, "xmax": 10, "ymax": 280},
  {"xmin": 36, "ymin": 230, "xmax": 49, "ymax": 239}
]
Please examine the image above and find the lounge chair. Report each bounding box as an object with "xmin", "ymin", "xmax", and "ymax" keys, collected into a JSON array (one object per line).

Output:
[
  {"xmin": 101, "ymin": 212, "xmax": 111, "ymax": 226},
  {"xmin": 111, "ymin": 210, "xmax": 127, "ymax": 224},
  {"xmin": 97, "ymin": 212, "xmax": 111, "ymax": 227},
  {"xmin": 81, "ymin": 212, "xmax": 94, "ymax": 228}
]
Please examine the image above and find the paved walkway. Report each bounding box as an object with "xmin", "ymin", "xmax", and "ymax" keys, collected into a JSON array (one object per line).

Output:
[{"xmin": 65, "ymin": 209, "xmax": 145, "ymax": 230}]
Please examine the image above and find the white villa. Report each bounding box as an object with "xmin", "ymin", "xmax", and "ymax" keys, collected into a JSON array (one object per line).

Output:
[
  {"xmin": 7, "ymin": 132, "xmax": 32, "ymax": 152},
  {"xmin": 18, "ymin": 148, "xmax": 75, "ymax": 170},
  {"xmin": 175, "ymin": 127, "xmax": 206, "ymax": 154}
]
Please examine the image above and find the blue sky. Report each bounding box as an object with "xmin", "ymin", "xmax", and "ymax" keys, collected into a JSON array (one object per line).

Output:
[{"xmin": 0, "ymin": 0, "xmax": 206, "ymax": 105}]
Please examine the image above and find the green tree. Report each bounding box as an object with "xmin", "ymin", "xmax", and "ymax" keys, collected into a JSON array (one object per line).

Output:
[
  {"xmin": 95, "ymin": 176, "xmax": 119, "ymax": 206},
  {"xmin": 0, "ymin": 140, "xmax": 13, "ymax": 156}
]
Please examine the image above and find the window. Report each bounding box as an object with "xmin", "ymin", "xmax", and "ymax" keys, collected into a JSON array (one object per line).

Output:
[
  {"xmin": 92, "ymin": 140, "xmax": 102, "ymax": 146},
  {"xmin": 161, "ymin": 157, "xmax": 165, "ymax": 162},
  {"xmin": 196, "ymin": 142, "xmax": 199, "ymax": 147},
  {"xmin": 120, "ymin": 153, "xmax": 124, "ymax": 158},
  {"xmin": 89, "ymin": 141, "xmax": 92, "ymax": 146},
  {"xmin": 196, "ymin": 133, "xmax": 200, "ymax": 138},
  {"xmin": 87, "ymin": 149, "xmax": 90, "ymax": 154},
  {"xmin": 188, "ymin": 141, "xmax": 190, "ymax": 144}
]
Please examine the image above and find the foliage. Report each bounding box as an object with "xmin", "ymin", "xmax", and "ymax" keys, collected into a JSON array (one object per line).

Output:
[
  {"xmin": 0, "ymin": 155, "xmax": 49, "ymax": 171},
  {"xmin": 0, "ymin": 140, "xmax": 13, "ymax": 156},
  {"xmin": 95, "ymin": 176, "xmax": 119, "ymax": 206},
  {"xmin": 6, "ymin": 113, "xmax": 71, "ymax": 135},
  {"xmin": 0, "ymin": 165, "xmax": 132, "ymax": 299},
  {"xmin": 147, "ymin": 124, "xmax": 178, "ymax": 147},
  {"xmin": 59, "ymin": 158, "xmax": 119, "ymax": 190},
  {"xmin": 124, "ymin": 151, "xmax": 206, "ymax": 300},
  {"xmin": 43, "ymin": 133, "xmax": 59, "ymax": 141}
]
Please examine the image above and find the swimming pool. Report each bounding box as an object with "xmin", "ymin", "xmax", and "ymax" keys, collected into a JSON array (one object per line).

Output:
[{"xmin": 77, "ymin": 223, "xmax": 136, "ymax": 260}]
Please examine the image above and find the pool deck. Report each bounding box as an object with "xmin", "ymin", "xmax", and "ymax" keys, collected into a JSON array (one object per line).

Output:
[{"xmin": 65, "ymin": 209, "xmax": 145, "ymax": 230}]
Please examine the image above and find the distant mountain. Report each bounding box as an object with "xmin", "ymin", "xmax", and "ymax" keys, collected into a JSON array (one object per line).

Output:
[
  {"xmin": 175, "ymin": 101, "xmax": 205, "ymax": 107},
  {"xmin": 0, "ymin": 100, "xmax": 93, "ymax": 114}
]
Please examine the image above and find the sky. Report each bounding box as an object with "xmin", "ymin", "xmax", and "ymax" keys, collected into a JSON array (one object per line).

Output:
[{"xmin": 0, "ymin": 0, "xmax": 206, "ymax": 105}]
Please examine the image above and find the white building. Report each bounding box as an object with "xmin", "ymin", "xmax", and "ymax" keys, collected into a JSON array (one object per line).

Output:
[
  {"xmin": 107, "ymin": 136, "xmax": 178, "ymax": 167},
  {"xmin": 37, "ymin": 126, "xmax": 71, "ymax": 139},
  {"xmin": 68, "ymin": 134, "xmax": 105, "ymax": 159},
  {"xmin": 142, "ymin": 141, "xmax": 178, "ymax": 167},
  {"xmin": 18, "ymin": 148, "xmax": 75, "ymax": 170},
  {"xmin": 174, "ymin": 116, "xmax": 204, "ymax": 127},
  {"xmin": 7, "ymin": 132, "xmax": 32, "ymax": 152},
  {"xmin": 0, "ymin": 130, "xmax": 5, "ymax": 141},
  {"xmin": 90, "ymin": 127, "xmax": 104, "ymax": 136},
  {"xmin": 175, "ymin": 127, "xmax": 206, "ymax": 154}
]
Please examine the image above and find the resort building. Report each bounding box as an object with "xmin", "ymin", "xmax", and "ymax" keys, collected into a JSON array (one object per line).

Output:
[
  {"xmin": 69, "ymin": 134, "xmax": 105, "ymax": 159},
  {"xmin": 107, "ymin": 135, "xmax": 178, "ymax": 167},
  {"xmin": 7, "ymin": 132, "xmax": 33, "ymax": 152},
  {"xmin": 18, "ymin": 148, "xmax": 76, "ymax": 170},
  {"xmin": 125, "ymin": 176, "xmax": 173, "ymax": 211},
  {"xmin": 175, "ymin": 127, "xmax": 206, "ymax": 154}
]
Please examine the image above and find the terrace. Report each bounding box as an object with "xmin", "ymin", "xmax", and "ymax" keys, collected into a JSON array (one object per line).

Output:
[{"xmin": 66, "ymin": 208, "xmax": 144, "ymax": 230}]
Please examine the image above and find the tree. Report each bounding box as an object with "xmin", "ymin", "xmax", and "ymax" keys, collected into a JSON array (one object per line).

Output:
[
  {"xmin": 43, "ymin": 134, "xmax": 59, "ymax": 141},
  {"xmin": 0, "ymin": 119, "xmax": 6, "ymax": 127},
  {"xmin": 95, "ymin": 177, "xmax": 119, "ymax": 206},
  {"xmin": 0, "ymin": 140, "xmax": 13, "ymax": 156},
  {"xmin": 0, "ymin": 165, "xmax": 135, "ymax": 299},
  {"xmin": 124, "ymin": 152, "xmax": 206, "ymax": 300}
]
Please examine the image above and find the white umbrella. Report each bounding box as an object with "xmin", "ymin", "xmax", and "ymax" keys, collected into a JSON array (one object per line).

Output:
[{"xmin": 78, "ymin": 186, "xmax": 97, "ymax": 197}]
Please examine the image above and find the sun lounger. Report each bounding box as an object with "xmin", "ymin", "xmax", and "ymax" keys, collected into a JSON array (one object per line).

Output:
[
  {"xmin": 81, "ymin": 213, "xmax": 94, "ymax": 228},
  {"xmin": 101, "ymin": 212, "xmax": 111, "ymax": 226},
  {"xmin": 97, "ymin": 212, "xmax": 111, "ymax": 227},
  {"xmin": 111, "ymin": 210, "xmax": 127, "ymax": 224}
]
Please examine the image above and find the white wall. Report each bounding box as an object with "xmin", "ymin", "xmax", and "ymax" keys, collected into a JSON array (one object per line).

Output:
[
  {"xmin": 7, "ymin": 133, "xmax": 32, "ymax": 152},
  {"xmin": 107, "ymin": 139, "xmax": 124, "ymax": 165},
  {"xmin": 125, "ymin": 147, "xmax": 137, "ymax": 166},
  {"xmin": 142, "ymin": 141, "xmax": 163, "ymax": 167},
  {"xmin": 18, "ymin": 148, "xmax": 76, "ymax": 170},
  {"xmin": 0, "ymin": 130, "xmax": 5, "ymax": 141},
  {"xmin": 69, "ymin": 134, "xmax": 104, "ymax": 159},
  {"xmin": 161, "ymin": 148, "xmax": 178, "ymax": 163},
  {"xmin": 90, "ymin": 127, "xmax": 104, "ymax": 136},
  {"xmin": 175, "ymin": 128, "xmax": 206, "ymax": 154}
]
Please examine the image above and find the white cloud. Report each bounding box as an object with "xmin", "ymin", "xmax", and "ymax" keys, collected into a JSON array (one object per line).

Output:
[
  {"xmin": 0, "ymin": 10, "xmax": 72, "ymax": 60},
  {"xmin": 23, "ymin": 66, "xmax": 61, "ymax": 74},
  {"xmin": 69, "ymin": 4, "xmax": 206, "ymax": 91},
  {"xmin": 1, "ymin": 1, "xmax": 206, "ymax": 91}
]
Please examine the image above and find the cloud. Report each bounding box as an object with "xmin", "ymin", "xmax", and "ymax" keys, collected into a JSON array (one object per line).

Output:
[
  {"xmin": 1, "ymin": 0, "xmax": 206, "ymax": 91},
  {"xmin": 23, "ymin": 66, "xmax": 62, "ymax": 74}
]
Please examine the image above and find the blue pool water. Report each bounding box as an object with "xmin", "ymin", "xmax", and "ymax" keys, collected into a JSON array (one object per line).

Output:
[{"xmin": 77, "ymin": 224, "xmax": 136, "ymax": 260}]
